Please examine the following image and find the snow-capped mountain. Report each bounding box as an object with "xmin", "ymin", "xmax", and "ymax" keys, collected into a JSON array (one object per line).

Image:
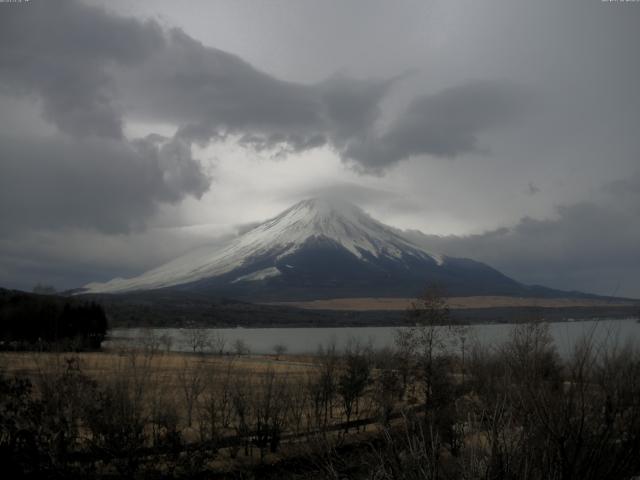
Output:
[{"xmin": 82, "ymin": 197, "xmax": 532, "ymax": 300}]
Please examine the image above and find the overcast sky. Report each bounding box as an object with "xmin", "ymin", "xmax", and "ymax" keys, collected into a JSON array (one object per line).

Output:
[{"xmin": 1, "ymin": 0, "xmax": 639, "ymax": 297}]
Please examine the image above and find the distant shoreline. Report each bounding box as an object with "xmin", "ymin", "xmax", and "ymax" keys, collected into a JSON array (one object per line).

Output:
[{"xmin": 106, "ymin": 305, "xmax": 639, "ymax": 329}]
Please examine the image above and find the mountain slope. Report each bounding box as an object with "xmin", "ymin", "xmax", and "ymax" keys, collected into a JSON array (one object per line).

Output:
[{"xmin": 82, "ymin": 198, "xmax": 567, "ymax": 300}]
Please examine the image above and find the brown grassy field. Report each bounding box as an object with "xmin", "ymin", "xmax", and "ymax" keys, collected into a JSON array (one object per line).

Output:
[
  {"xmin": 0, "ymin": 350, "xmax": 317, "ymax": 383},
  {"xmin": 266, "ymin": 295, "xmax": 638, "ymax": 311}
]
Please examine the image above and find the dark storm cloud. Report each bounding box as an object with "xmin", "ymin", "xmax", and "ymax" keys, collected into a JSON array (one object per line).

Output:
[
  {"xmin": 318, "ymin": 74, "xmax": 397, "ymax": 146},
  {"xmin": 119, "ymin": 31, "xmax": 397, "ymax": 160},
  {"xmin": 126, "ymin": 28, "xmax": 325, "ymax": 143},
  {"xmin": 0, "ymin": 133, "xmax": 209, "ymax": 233},
  {"xmin": 605, "ymin": 172, "xmax": 640, "ymax": 198},
  {"xmin": 404, "ymin": 201, "xmax": 640, "ymax": 298},
  {"xmin": 344, "ymin": 82, "xmax": 532, "ymax": 171},
  {"xmin": 122, "ymin": 37, "xmax": 526, "ymax": 171},
  {"xmin": 0, "ymin": 0, "xmax": 209, "ymax": 234},
  {"xmin": 0, "ymin": 0, "xmax": 528, "ymax": 177},
  {"xmin": 0, "ymin": 0, "xmax": 164, "ymax": 138}
]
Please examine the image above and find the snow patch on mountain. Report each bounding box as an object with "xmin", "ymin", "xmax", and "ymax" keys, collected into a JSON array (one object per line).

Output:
[{"xmin": 231, "ymin": 267, "xmax": 281, "ymax": 283}]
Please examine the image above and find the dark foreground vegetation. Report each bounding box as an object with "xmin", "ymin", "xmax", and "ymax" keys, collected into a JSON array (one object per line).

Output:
[
  {"xmin": 0, "ymin": 289, "xmax": 108, "ymax": 350},
  {"xmin": 1, "ymin": 289, "xmax": 639, "ymax": 479}
]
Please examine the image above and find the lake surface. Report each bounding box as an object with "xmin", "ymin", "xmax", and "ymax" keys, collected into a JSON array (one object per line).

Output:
[{"xmin": 106, "ymin": 318, "xmax": 640, "ymax": 357}]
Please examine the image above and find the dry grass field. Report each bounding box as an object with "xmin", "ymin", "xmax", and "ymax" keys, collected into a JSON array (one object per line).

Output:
[
  {"xmin": 266, "ymin": 295, "xmax": 638, "ymax": 311},
  {"xmin": 0, "ymin": 350, "xmax": 317, "ymax": 390}
]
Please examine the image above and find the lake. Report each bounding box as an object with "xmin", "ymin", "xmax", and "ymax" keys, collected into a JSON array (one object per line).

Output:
[{"xmin": 106, "ymin": 318, "xmax": 640, "ymax": 357}]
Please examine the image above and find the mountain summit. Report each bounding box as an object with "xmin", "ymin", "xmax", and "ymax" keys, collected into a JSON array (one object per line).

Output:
[{"xmin": 83, "ymin": 198, "xmax": 545, "ymax": 300}]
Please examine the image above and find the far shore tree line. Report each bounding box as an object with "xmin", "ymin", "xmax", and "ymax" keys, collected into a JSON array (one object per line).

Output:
[{"xmin": 0, "ymin": 290, "xmax": 108, "ymax": 350}]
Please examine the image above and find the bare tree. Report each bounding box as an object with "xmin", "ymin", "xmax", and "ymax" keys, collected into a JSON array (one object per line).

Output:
[
  {"xmin": 252, "ymin": 369, "xmax": 289, "ymax": 459},
  {"xmin": 83, "ymin": 356, "xmax": 152, "ymax": 477},
  {"xmin": 452, "ymin": 323, "xmax": 471, "ymax": 384},
  {"xmin": 177, "ymin": 358, "xmax": 207, "ymax": 427},
  {"xmin": 210, "ymin": 330, "xmax": 227, "ymax": 355},
  {"xmin": 407, "ymin": 284, "xmax": 453, "ymax": 408},
  {"xmin": 337, "ymin": 340, "xmax": 372, "ymax": 431},
  {"xmin": 309, "ymin": 341, "xmax": 339, "ymax": 429},
  {"xmin": 158, "ymin": 333, "xmax": 173, "ymax": 353},
  {"xmin": 272, "ymin": 343, "xmax": 287, "ymax": 360},
  {"xmin": 199, "ymin": 357, "xmax": 235, "ymax": 442},
  {"xmin": 141, "ymin": 330, "xmax": 163, "ymax": 356},
  {"xmin": 183, "ymin": 328, "xmax": 210, "ymax": 354},
  {"xmin": 285, "ymin": 377, "xmax": 309, "ymax": 436},
  {"xmin": 230, "ymin": 375, "xmax": 252, "ymax": 457},
  {"xmin": 394, "ymin": 327, "xmax": 419, "ymax": 400},
  {"xmin": 374, "ymin": 367, "xmax": 402, "ymax": 425},
  {"xmin": 233, "ymin": 338, "xmax": 250, "ymax": 356}
]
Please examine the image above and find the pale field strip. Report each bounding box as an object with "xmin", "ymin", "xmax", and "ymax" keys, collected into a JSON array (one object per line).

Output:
[
  {"xmin": 0, "ymin": 351, "xmax": 317, "ymax": 384},
  {"xmin": 265, "ymin": 296, "xmax": 639, "ymax": 311}
]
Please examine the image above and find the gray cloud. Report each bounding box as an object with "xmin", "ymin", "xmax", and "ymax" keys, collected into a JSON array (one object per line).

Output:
[
  {"xmin": 605, "ymin": 172, "xmax": 640, "ymax": 198},
  {"xmin": 526, "ymin": 182, "xmax": 540, "ymax": 196},
  {"xmin": 0, "ymin": 1, "xmax": 210, "ymax": 235},
  {"xmin": 121, "ymin": 37, "xmax": 527, "ymax": 171},
  {"xmin": 277, "ymin": 182, "xmax": 424, "ymax": 217},
  {"xmin": 0, "ymin": 0, "xmax": 164, "ymax": 138},
  {"xmin": 125, "ymin": 29, "xmax": 324, "ymax": 142},
  {"xmin": 0, "ymin": 133, "xmax": 209, "ymax": 234},
  {"xmin": 0, "ymin": 0, "xmax": 528, "ymax": 174},
  {"xmin": 404, "ymin": 201, "xmax": 640, "ymax": 298},
  {"xmin": 343, "ymin": 82, "xmax": 532, "ymax": 171},
  {"xmin": 0, "ymin": 225, "xmax": 234, "ymax": 292},
  {"xmin": 118, "ymin": 31, "xmax": 398, "ymax": 161},
  {"xmin": 318, "ymin": 74, "xmax": 396, "ymax": 146},
  {"xmin": 288, "ymin": 183, "xmax": 399, "ymax": 205}
]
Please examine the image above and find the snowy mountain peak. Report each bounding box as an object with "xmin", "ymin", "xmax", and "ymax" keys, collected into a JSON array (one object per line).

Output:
[
  {"xmin": 251, "ymin": 197, "xmax": 385, "ymax": 244},
  {"xmin": 82, "ymin": 198, "xmax": 444, "ymax": 294},
  {"xmin": 256, "ymin": 197, "xmax": 373, "ymax": 237},
  {"xmin": 240, "ymin": 197, "xmax": 439, "ymax": 262}
]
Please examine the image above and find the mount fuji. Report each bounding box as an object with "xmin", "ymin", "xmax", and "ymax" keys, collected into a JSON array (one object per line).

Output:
[{"xmin": 82, "ymin": 198, "xmax": 571, "ymax": 301}]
